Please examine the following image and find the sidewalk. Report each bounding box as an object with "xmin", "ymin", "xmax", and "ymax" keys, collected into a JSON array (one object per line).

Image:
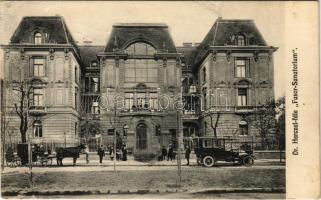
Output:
[{"xmin": 46, "ymin": 154, "xmax": 285, "ymax": 166}]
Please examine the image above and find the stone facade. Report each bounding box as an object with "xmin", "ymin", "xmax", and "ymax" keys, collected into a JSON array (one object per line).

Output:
[{"xmin": 1, "ymin": 17, "xmax": 277, "ymax": 155}]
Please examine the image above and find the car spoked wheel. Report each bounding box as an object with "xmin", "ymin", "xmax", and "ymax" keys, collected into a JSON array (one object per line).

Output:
[
  {"xmin": 203, "ymin": 156, "xmax": 215, "ymax": 167},
  {"xmin": 242, "ymin": 156, "xmax": 254, "ymax": 166}
]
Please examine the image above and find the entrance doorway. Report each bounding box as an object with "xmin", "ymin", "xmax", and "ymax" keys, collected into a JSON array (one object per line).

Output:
[{"xmin": 136, "ymin": 123, "xmax": 147, "ymax": 150}]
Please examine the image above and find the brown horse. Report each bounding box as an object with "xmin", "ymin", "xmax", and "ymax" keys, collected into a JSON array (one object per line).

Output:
[{"xmin": 56, "ymin": 144, "xmax": 86, "ymax": 166}]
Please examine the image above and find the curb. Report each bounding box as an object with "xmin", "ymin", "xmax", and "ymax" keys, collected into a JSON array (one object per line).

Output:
[
  {"xmin": 2, "ymin": 187, "xmax": 285, "ymax": 196},
  {"xmin": 190, "ymin": 187, "xmax": 285, "ymax": 194}
]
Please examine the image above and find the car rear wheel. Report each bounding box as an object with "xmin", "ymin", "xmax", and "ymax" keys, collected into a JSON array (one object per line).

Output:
[
  {"xmin": 242, "ymin": 156, "xmax": 254, "ymax": 166},
  {"xmin": 203, "ymin": 156, "xmax": 215, "ymax": 167}
]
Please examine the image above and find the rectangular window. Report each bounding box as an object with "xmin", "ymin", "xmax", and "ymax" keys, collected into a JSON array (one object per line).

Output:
[
  {"xmin": 203, "ymin": 139, "xmax": 213, "ymax": 148},
  {"xmin": 235, "ymin": 59, "xmax": 246, "ymax": 78},
  {"xmin": 75, "ymin": 122, "xmax": 78, "ymax": 136},
  {"xmin": 75, "ymin": 89, "xmax": 78, "ymax": 110},
  {"xmin": 108, "ymin": 129, "xmax": 115, "ymax": 136},
  {"xmin": 238, "ymin": 88, "xmax": 248, "ymax": 106},
  {"xmin": 75, "ymin": 66, "xmax": 78, "ymax": 84},
  {"xmin": 202, "ymin": 67, "xmax": 206, "ymax": 83},
  {"xmin": 91, "ymin": 77, "xmax": 100, "ymax": 92},
  {"xmin": 124, "ymin": 59, "xmax": 158, "ymax": 83},
  {"xmin": 91, "ymin": 101, "xmax": 100, "ymax": 114},
  {"xmin": 33, "ymin": 58, "xmax": 44, "ymax": 77},
  {"xmin": 33, "ymin": 88, "xmax": 43, "ymax": 106}
]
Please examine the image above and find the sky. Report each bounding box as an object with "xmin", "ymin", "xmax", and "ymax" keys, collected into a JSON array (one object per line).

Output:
[{"xmin": 0, "ymin": 1, "xmax": 285, "ymax": 98}]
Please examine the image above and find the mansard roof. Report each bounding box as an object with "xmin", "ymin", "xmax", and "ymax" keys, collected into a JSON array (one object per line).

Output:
[
  {"xmin": 79, "ymin": 45, "xmax": 104, "ymax": 67},
  {"xmin": 194, "ymin": 18, "xmax": 271, "ymax": 67},
  {"xmin": 176, "ymin": 46, "xmax": 198, "ymax": 69},
  {"xmin": 104, "ymin": 23, "xmax": 177, "ymax": 53},
  {"xmin": 10, "ymin": 16, "xmax": 77, "ymax": 46}
]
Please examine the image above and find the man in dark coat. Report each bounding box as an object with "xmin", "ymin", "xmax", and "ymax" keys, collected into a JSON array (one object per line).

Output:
[
  {"xmin": 185, "ymin": 145, "xmax": 191, "ymax": 166},
  {"xmin": 161, "ymin": 146, "xmax": 167, "ymax": 161},
  {"xmin": 97, "ymin": 145, "xmax": 105, "ymax": 164}
]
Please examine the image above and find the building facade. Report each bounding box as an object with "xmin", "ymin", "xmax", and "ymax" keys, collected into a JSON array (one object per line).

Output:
[{"xmin": 1, "ymin": 16, "xmax": 277, "ymax": 156}]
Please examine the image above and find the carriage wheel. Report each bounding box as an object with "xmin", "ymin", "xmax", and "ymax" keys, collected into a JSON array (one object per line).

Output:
[
  {"xmin": 203, "ymin": 156, "xmax": 215, "ymax": 167},
  {"xmin": 242, "ymin": 156, "xmax": 254, "ymax": 166},
  {"xmin": 15, "ymin": 159, "xmax": 21, "ymax": 167}
]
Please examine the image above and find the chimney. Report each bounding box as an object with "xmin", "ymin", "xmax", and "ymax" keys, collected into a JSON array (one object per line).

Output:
[
  {"xmin": 83, "ymin": 40, "xmax": 93, "ymax": 46},
  {"xmin": 183, "ymin": 42, "xmax": 192, "ymax": 47},
  {"xmin": 194, "ymin": 43, "xmax": 201, "ymax": 47}
]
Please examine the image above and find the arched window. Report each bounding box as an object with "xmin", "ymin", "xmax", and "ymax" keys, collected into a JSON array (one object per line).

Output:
[
  {"xmin": 34, "ymin": 32, "xmax": 42, "ymax": 44},
  {"xmin": 237, "ymin": 34, "xmax": 245, "ymax": 46},
  {"xmin": 33, "ymin": 120, "xmax": 43, "ymax": 137},
  {"xmin": 125, "ymin": 42, "xmax": 156, "ymax": 55},
  {"xmin": 136, "ymin": 123, "xmax": 147, "ymax": 149}
]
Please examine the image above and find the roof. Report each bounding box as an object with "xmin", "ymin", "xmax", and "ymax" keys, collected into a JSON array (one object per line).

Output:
[
  {"xmin": 104, "ymin": 23, "xmax": 177, "ymax": 53},
  {"xmin": 194, "ymin": 18, "xmax": 268, "ymax": 66},
  {"xmin": 10, "ymin": 16, "xmax": 78, "ymax": 46},
  {"xmin": 79, "ymin": 46, "xmax": 104, "ymax": 67},
  {"xmin": 176, "ymin": 46, "xmax": 198, "ymax": 69}
]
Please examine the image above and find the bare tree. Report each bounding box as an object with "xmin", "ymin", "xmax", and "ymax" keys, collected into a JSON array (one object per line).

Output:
[
  {"xmin": 11, "ymin": 81, "xmax": 33, "ymax": 143},
  {"xmin": 208, "ymin": 112, "xmax": 221, "ymax": 137},
  {"xmin": 245, "ymin": 97, "xmax": 284, "ymax": 149}
]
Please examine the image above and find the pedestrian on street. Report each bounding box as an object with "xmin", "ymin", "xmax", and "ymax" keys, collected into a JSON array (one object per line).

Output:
[
  {"xmin": 122, "ymin": 144, "xmax": 127, "ymax": 161},
  {"xmin": 97, "ymin": 145, "xmax": 105, "ymax": 164},
  {"xmin": 84, "ymin": 144, "xmax": 90, "ymax": 164},
  {"xmin": 185, "ymin": 145, "xmax": 191, "ymax": 166},
  {"xmin": 167, "ymin": 145, "xmax": 173, "ymax": 161},
  {"xmin": 161, "ymin": 146, "xmax": 167, "ymax": 161},
  {"xmin": 109, "ymin": 145, "xmax": 114, "ymax": 161}
]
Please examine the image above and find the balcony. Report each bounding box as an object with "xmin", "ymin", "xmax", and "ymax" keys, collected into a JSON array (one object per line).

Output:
[
  {"xmin": 235, "ymin": 105, "xmax": 255, "ymax": 113},
  {"xmin": 182, "ymin": 110, "xmax": 198, "ymax": 120},
  {"xmin": 29, "ymin": 105, "xmax": 46, "ymax": 115}
]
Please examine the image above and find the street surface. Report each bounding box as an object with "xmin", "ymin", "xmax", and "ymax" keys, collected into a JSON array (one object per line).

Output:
[{"xmin": 2, "ymin": 164, "xmax": 285, "ymax": 196}]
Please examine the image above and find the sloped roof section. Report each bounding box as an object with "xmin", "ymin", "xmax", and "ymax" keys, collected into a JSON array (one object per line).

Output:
[
  {"xmin": 176, "ymin": 46, "xmax": 198, "ymax": 69},
  {"xmin": 194, "ymin": 18, "xmax": 268, "ymax": 66},
  {"xmin": 104, "ymin": 23, "xmax": 177, "ymax": 53},
  {"xmin": 10, "ymin": 16, "xmax": 77, "ymax": 46},
  {"xmin": 79, "ymin": 46, "xmax": 104, "ymax": 67}
]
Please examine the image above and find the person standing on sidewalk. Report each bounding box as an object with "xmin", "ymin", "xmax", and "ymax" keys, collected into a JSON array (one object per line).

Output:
[
  {"xmin": 185, "ymin": 145, "xmax": 191, "ymax": 166},
  {"xmin": 84, "ymin": 144, "xmax": 90, "ymax": 164},
  {"xmin": 97, "ymin": 145, "xmax": 105, "ymax": 164}
]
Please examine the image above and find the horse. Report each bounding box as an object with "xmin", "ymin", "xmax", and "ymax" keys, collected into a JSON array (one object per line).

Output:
[{"xmin": 56, "ymin": 144, "xmax": 86, "ymax": 166}]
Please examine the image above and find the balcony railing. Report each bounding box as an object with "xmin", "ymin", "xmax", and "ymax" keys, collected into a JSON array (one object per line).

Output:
[
  {"xmin": 182, "ymin": 110, "xmax": 198, "ymax": 119},
  {"xmin": 29, "ymin": 105, "xmax": 46, "ymax": 115},
  {"xmin": 235, "ymin": 105, "xmax": 255, "ymax": 113}
]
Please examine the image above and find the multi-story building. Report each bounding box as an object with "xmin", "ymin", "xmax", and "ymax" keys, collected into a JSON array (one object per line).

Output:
[
  {"xmin": 1, "ymin": 16, "xmax": 277, "ymax": 157},
  {"xmin": 1, "ymin": 16, "xmax": 81, "ymax": 145}
]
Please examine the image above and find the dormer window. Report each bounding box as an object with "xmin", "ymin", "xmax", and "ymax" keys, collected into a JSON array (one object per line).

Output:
[
  {"xmin": 34, "ymin": 32, "xmax": 42, "ymax": 44},
  {"xmin": 237, "ymin": 34, "xmax": 245, "ymax": 46}
]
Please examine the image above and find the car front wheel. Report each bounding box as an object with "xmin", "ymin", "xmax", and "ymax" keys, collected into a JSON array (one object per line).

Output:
[
  {"xmin": 242, "ymin": 156, "xmax": 254, "ymax": 166},
  {"xmin": 203, "ymin": 156, "xmax": 215, "ymax": 167}
]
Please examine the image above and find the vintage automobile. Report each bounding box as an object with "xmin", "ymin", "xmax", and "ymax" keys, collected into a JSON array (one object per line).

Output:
[{"xmin": 192, "ymin": 137, "xmax": 255, "ymax": 167}]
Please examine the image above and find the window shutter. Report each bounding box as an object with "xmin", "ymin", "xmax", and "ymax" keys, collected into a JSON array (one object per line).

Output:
[
  {"xmin": 24, "ymin": 56, "xmax": 30, "ymax": 78},
  {"xmin": 233, "ymin": 58, "xmax": 236, "ymax": 77},
  {"xmin": 29, "ymin": 57, "xmax": 34, "ymax": 77},
  {"xmin": 247, "ymin": 58, "xmax": 251, "ymax": 77},
  {"xmin": 45, "ymin": 56, "xmax": 48, "ymax": 77}
]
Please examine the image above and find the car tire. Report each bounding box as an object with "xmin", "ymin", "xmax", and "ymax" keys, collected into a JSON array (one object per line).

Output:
[
  {"xmin": 242, "ymin": 156, "xmax": 254, "ymax": 166},
  {"xmin": 203, "ymin": 156, "xmax": 215, "ymax": 167}
]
